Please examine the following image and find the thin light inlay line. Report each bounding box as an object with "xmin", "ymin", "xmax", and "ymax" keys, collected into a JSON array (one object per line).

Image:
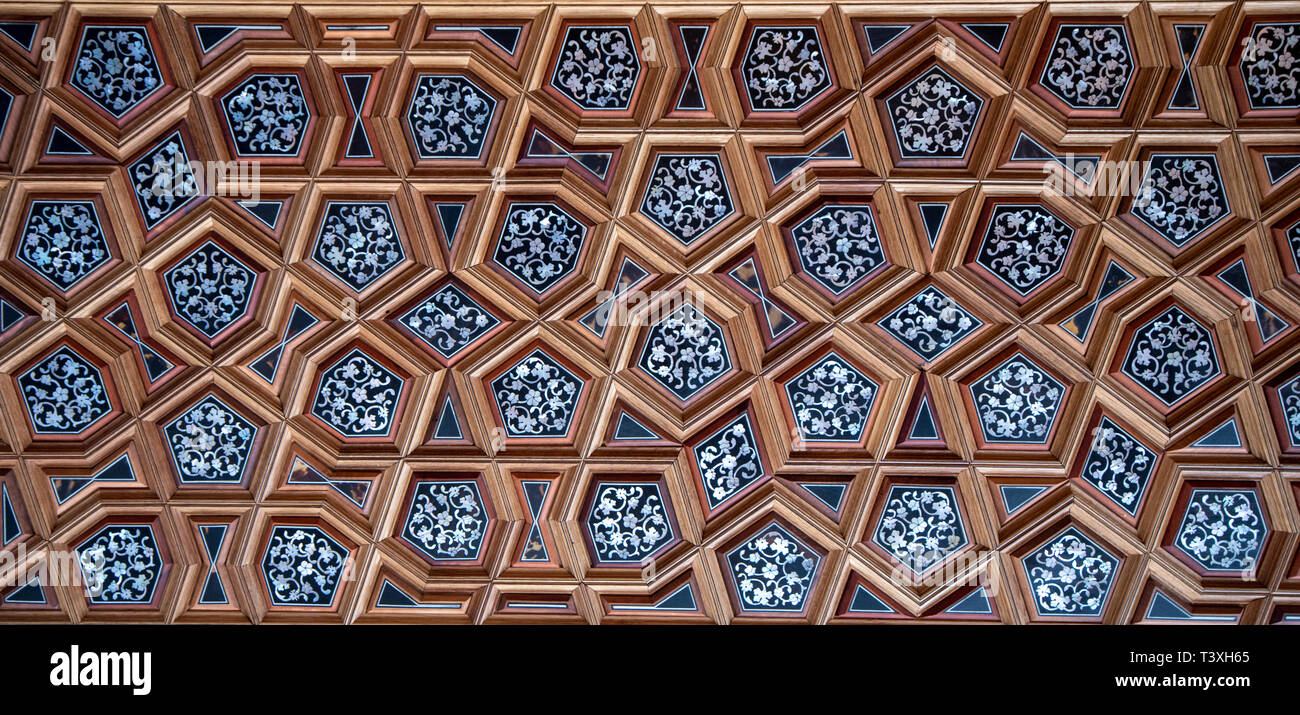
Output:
[
  {"xmin": 103, "ymin": 300, "xmax": 174, "ymax": 382},
  {"xmin": 524, "ymin": 127, "xmax": 612, "ymax": 180},
  {"xmin": 728, "ymin": 258, "xmax": 798, "ymax": 340}
]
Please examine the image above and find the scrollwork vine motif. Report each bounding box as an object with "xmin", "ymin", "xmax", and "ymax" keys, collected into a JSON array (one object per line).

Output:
[
  {"xmin": 399, "ymin": 285, "xmax": 498, "ymax": 359},
  {"xmin": 788, "ymin": 205, "xmax": 886, "ymax": 295},
  {"xmin": 551, "ymin": 27, "xmax": 640, "ymax": 110},
  {"xmin": 741, "ymin": 27, "xmax": 831, "ymax": 110},
  {"xmin": 165, "ymin": 396, "xmax": 255, "ymax": 482},
  {"xmin": 77, "ymin": 526, "xmax": 160, "ymax": 603},
  {"xmin": 786, "ymin": 355, "xmax": 875, "ymax": 441},
  {"xmin": 1176, "ymin": 491, "xmax": 1265, "ymax": 571},
  {"xmin": 131, "ymin": 135, "xmax": 198, "ymax": 228},
  {"xmin": 1132, "ymin": 156, "xmax": 1229, "ymax": 246},
  {"xmin": 71, "ymin": 27, "xmax": 162, "ymax": 117},
  {"xmin": 164, "ymin": 243, "xmax": 254, "ymax": 338},
  {"xmin": 726, "ymin": 525, "xmax": 819, "ymax": 610},
  {"xmin": 587, "ymin": 484, "xmax": 673, "ymax": 563},
  {"xmin": 873, "ymin": 487, "xmax": 967, "ymax": 574},
  {"xmin": 403, "ymin": 482, "xmax": 487, "ymax": 560},
  {"xmin": 1025, "ymin": 529, "xmax": 1117, "ymax": 616},
  {"xmin": 18, "ymin": 347, "xmax": 111, "ymax": 433},
  {"xmin": 1240, "ymin": 23, "xmax": 1300, "ymax": 109},
  {"xmin": 888, "ymin": 67, "xmax": 982, "ymax": 158},
  {"xmin": 223, "ymin": 75, "xmax": 309, "ymax": 155},
  {"xmin": 1122, "ymin": 307, "xmax": 1219, "ymax": 405},
  {"xmin": 407, "ymin": 75, "xmax": 496, "ymax": 158},
  {"xmin": 492, "ymin": 352, "xmax": 582, "ymax": 437},
  {"xmin": 311, "ymin": 350, "xmax": 403, "ymax": 437},
  {"xmin": 694, "ymin": 417, "xmax": 763, "ymax": 508},
  {"xmin": 971, "ymin": 357, "xmax": 1064, "ymax": 443},
  {"xmin": 313, "ymin": 202, "xmax": 403, "ymax": 292},
  {"xmin": 976, "ymin": 206, "xmax": 1074, "ymax": 294},
  {"xmin": 494, "ymin": 204, "xmax": 585, "ymax": 294},
  {"xmin": 639, "ymin": 305, "xmax": 730, "ymax": 400},
  {"xmin": 1080, "ymin": 418, "xmax": 1154, "ymax": 514},
  {"xmin": 19, "ymin": 201, "xmax": 110, "ymax": 291},
  {"xmin": 883, "ymin": 287, "xmax": 979, "ymax": 360},
  {"xmin": 1041, "ymin": 25, "xmax": 1133, "ymax": 108},
  {"xmin": 1279, "ymin": 375, "xmax": 1300, "ymax": 448},
  {"xmin": 262, "ymin": 527, "xmax": 346, "ymax": 605},
  {"xmin": 640, "ymin": 155, "xmax": 733, "ymax": 244}
]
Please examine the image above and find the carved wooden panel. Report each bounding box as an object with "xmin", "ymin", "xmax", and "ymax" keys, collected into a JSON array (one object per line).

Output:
[{"xmin": 0, "ymin": 1, "xmax": 1298, "ymax": 624}]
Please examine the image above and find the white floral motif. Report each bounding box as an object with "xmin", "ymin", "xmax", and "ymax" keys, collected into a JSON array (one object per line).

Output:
[
  {"xmin": 784, "ymin": 353, "xmax": 877, "ymax": 442},
  {"xmin": 164, "ymin": 395, "xmax": 256, "ymax": 483},
  {"xmin": 1132, "ymin": 154, "xmax": 1230, "ymax": 247},
  {"xmin": 260, "ymin": 526, "xmax": 347, "ymax": 606},
  {"xmin": 71, "ymin": 26, "xmax": 163, "ymax": 117},
  {"xmin": 76, "ymin": 525, "xmax": 161, "ymax": 603},
  {"xmin": 787, "ymin": 204, "xmax": 887, "ymax": 296},
  {"xmin": 398, "ymin": 283, "xmax": 499, "ymax": 360},
  {"xmin": 129, "ymin": 132, "xmax": 198, "ymax": 229},
  {"xmin": 163, "ymin": 241, "xmax": 256, "ymax": 338},
  {"xmin": 310, "ymin": 348, "xmax": 405, "ymax": 438},
  {"xmin": 17, "ymin": 200, "xmax": 111, "ymax": 292},
  {"xmin": 976, "ymin": 205, "xmax": 1075, "ymax": 295},
  {"xmin": 872, "ymin": 486, "xmax": 968, "ymax": 574},
  {"xmin": 725, "ymin": 523, "xmax": 820, "ymax": 611},
  {"xmin": 639, "ymin": 154, "xmax": 734, "ymax": 245},
  {"xmin": 1079, "ymin": 417, "xmax": 1156, "ymax": 515},
  {"xmin": 405, "ymin": 75, "xmax": 497, "ymax": 158},
  {"xmin": 1121, "ymin": 305, "xmax": 1220, "ymax": 406},
  {"xmin": 693, "ymin": 414, "xmax": 765, "ymax": 509},
  {"xmin": 886, "ymin": 66, "xmax": 983, "ymax": 159},
  {"xmin": 1023, "ymin": 527, "xmax": 1118, "ymax": 616},
  {"xmin": 550, "ymin": 26, "xmax": 641, "ymax": 110},
  {"xmin": 969, "ymin": 355, "xmax": 1065, "ymax": 444},
  {"xmin": 491, "ymin": 350, "xmax": 584, "ymax": 438},
  {"xmin": 585, "ymin": 483, "xmax": 674, "ymax": 563},
  {"xmin": 880, "ymin": 286, "xmax": 981, "ymax": 360},
  {"xmin": 221, "ymin": 74, "xmax": 310, "ymax": 156},
  {"xmin": 638, "ymin": 304, "xmax": 731, "ymax": 401},
  {"xmin": 311, "ymin": 201, "xmax": 404, "ymax": 292},
  {"xmin": 401, "ymin": 481, "xmax": 488, "ymax": 561},
  {"xmin": 492, "ymin": 203, "xmax": 586, "ymax": 294},
  {"xmin": 741, "ymin": 27, "xmax": 832, "ymax": 111},
  {"xmin": 1040, "ymin": 24, "xmax": 1134, "ymax": 109},
  {"xmin": 18, "ymin": 346, "xmax": 112, "ymax": 434},
  {"xmin": 1239, "ymin": 23, "xmax": 1300, "ymax": 109},
  {"xmin": 1278, "ymin": 374, "xmax": 1300, "ymax": 448},
  {"xmin": 1175, "ymin": 490, "xmax": 1267, "ymax": 572}
]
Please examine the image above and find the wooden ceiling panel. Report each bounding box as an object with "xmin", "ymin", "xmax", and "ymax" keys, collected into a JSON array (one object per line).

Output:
[{"xmin": 0, "ymin": 0, "xmax": 1297, "ymax": 624}]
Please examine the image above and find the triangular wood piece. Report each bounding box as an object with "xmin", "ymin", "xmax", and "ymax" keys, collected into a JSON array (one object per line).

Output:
[
  {"xmin": 924, "ymin": 583, "xmax": 1000, "ymax": 621},
  {"xmin": 1169, "ymin": 407, "xmax": 1250, "ymax": 455},
  {"xmin": 600, "ymin": 401, "xmax": 677, "ymax": 450},
  {"xmin": 940, "ymin": 17, "xmax": 1020, "ymax": 65},
  {"xmin": 893, "ymin": 374, "xmax": 956, "ymax": 456},
  {"xmin": 836, "ymin": 573, "xmax": 909, "ymax": 620},
  {"xmin": 515, "ymin": 120, "xmax": 621, "ymax": 194},
  {"xmin": 602, "ymin": 575, "xmax": 708, "ymax": 621},
  {"xmin": 982, "ymin": 476, "xmax": 1062, "ymax": 525},
  {"xmin": 420, "ymin": 377, "xmax": 482, "ymax": 453},
  {"xmin": 778, "ymin": 476, "xmax": 852, "ymax": 522},
  {"xmin": 222, "ymin": 194, "xmax": 295, "ymax": 239},
  {"xmin": 38, "ymin": 120, "xmax": 112, "ymax": 165}
]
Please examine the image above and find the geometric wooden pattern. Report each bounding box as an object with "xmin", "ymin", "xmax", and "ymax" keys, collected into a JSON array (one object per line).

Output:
[{"xmin": 0, "ymin": 1, "xmax": 1298, "ymax": 624}]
